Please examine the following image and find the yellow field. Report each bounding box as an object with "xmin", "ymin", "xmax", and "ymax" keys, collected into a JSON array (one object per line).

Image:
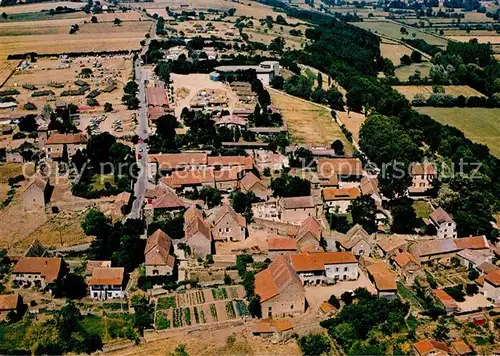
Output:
[
  {"xmin": 393, "ymin": 85, "xmax": 485, "ymax": 100},
  {"xmin": 269, "ymin": 89, "xmax": 353, "ymax": 154},
  {"xmin": 380, "ymin": 42, "xmax": 413, "ymax": 64},
  {"xmin": 446, "ymin": 35, "xmax": 500, "ymax": 44},
  {"xmin": 0, "ymin": 1, "xmax": 84, "ymax": 14},
  {"xmin": 395, "ymin": 62, "xmax": 433, "ymax": 81}
]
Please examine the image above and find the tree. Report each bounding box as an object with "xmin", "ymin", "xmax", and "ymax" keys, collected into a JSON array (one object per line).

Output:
[
  {"xmin": 270, "ymin": 174, "xmax": 311, "ymax": 197},
  {"xmin": 131, "ymin": 295, "xmax": 154, "ymax": 333},
  {"xmin": 331, "ymin": 139, "xmax": 344, "ymax": 155},
  {"xmin": 270, "ymin": 75, "xmax": 284, "ymax": 89},
  {"xmin": 340, "ymin": 291, "xmax": 353, "ymax": 305},
  {"xmin": 91, "ymin": 15, "xmax": 98, "ymax": 23},
  {"xmin": 297, "ymin": 333, "xmax": 331, "ymax": 356},
  {"xmin": 325, "ymin": 86, "xmax": 345, "ymax": 110},
  {"xmin": 468, "ymin": 268, "xmax": 479, "ymax": 280},
  {"xmin": 383, "ymin": 58, "xmax": 395, "ymax": 77},
  {"xmin": 400, "ymin": 54, "xmax": 412, "ymax": 66},
  {"xmin": 248, "ymin": 295, "xmax": 262, "ymax": 318},
  {"xmin": 199, "ymin": 186, "xmax": 222, "ymax": 209},
  {"xmin": 113, "ymin": 18, "xmax": 122, "ymax": 25},
  {"xmin": 410, "ymin": 50, "xmax": 422, "ymax": 63},
  {"xmin": 391, "ymin": 197, "xmax": 418, "ymax": 233},
  {"xmin": 170, "ymin": 344, "xmax": 189, "ymax": 356},
  {"xmin": 2, "ymin": 12, "xmax": 7, "ymax": 19},
  {"xmin": 328, "ymin": 294, "xmax": 340, "ymax": 309},
  {"xmin": 81, "ymin": 209, "xmax": 110, "ymax": 237},
  {"xmin": 348, "ymin": 196, "xmax": 377, "ymax": 233},
  {"xmin": 432, "ymin": 318, "xmax": 450, "ymax": 341},
  {"xmin": 104, "ymin": 102, "xmax": 113, "ymax": 112},
  {"xmin": 231, "ymin": 191, "xmax": 255, "ymax": 223},
  {"xmin": 80, "ymin": 68, "xmax": 93, "ymax": 77}
]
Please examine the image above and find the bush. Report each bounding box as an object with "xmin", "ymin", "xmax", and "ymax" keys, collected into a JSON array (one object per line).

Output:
[
  {"xmin": 328, "ymin": 295, "xmax": 340, "ymax": 309},
  {"xmin": 23, "ymin": 102, "xmax": 37, "ymax": 110},
  {"xmin": 297, "ymin": 334, "xmax": 331, "ymax": 356}
]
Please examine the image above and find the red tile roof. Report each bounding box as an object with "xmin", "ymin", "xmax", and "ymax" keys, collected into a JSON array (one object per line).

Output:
[
  {"xmin": 290, "ymin": 252, "xmax": 357, "ymax": 272},
  {"xmin": 146, "ymin": 87, "xmax": 168, "ymax": 106},
  {"xmin": 212, "ymin": 203, "xmax": 246, "ymax": 228},
  {"xmin": 430, "ymin": 207, "xmax": 454, "ymax": 225},
  {"xmin": 432, "ymin": 289, "xmax": 458, "ymax": 310},
  {"xmin": 412, "ymin": 163, "xmax": 437, "ymax": 176},
  {"xmin": 413, "ymin": 339, "xmax": 450, "ymax": 356},
  {"xmin": 454, "ymin": 236, "xmax": 489, "ymax": 250},
  {"xmin": 393, "ymin": 251, "xmax": 419, "ymax": 268},
  {"xmin": 85, "ymin": 260, "xmax": 112, "ymax": 276},
  {"xmin": 485, "ymin": 269, "xmax": 500, "ymax": 287},
  {"xmin": 46, "ymin": 133, "xmax": 87, "ymax": 145},
  {"xmin": 254, "ymin": 255, "xmax": 303, "ymax": 302},
  {"xmin": 281, "ymin": 196, "xmax": 315, "ymax": 209},
  {"xmin": 377, "ymin": 234, "xmax": 407, "ymax": 254},
  {"xmin": 13, "ymin": 257, "xmax": 63, "ymax": 284},
  {"xmin": 161, "ymin": 169, "xmax": 215, "ymax": 188},
  {"xmin": 151, "ymin": 187, "xmax": 186, "ymax": 209},
  {"xmin": 322, "ymin": 187, "xmax": 360, "ymax": 201},
  {"xmin": 267, "ymin": 237, "xmax": 297, "ymax": 251},
  {"xmin": 297, "ymin": 216, "xmax": 322, "ymax": 241},
  {"xmin": 0, "ymin": 294, "xmax": 21, "ymax": 311},
  {"xmin": 239, "ymin": 172, "xmax": 266, "ymax": 191},
  {"xmin": 207, "ymin": 155, "xmax": 253, "ymax": 170},
  {"xmin": 366, "ymin": 263, "xmax": 397, "ymax": 291},
  {"xmin": 149, "ymin": 153, "xmax": 208, "ymax": 169},
  {"xmin": 89, "ymin": 267, "xmax": 124, "ymax": 286},
  {"xmin": 185, "ymin": 217, "xmax": 211, "ymax": 241},
  {"xmin": 145, "ymin": 229, "xmax": 175, "ymax": 267}
]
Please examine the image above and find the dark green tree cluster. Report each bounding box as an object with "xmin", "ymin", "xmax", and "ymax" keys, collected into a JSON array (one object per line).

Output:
[
  {"xmin": 270, "ymin": 173, "xmax": 311, "ymax": 197},
  {"xmin": 122, "ymin": 80, "xmax": 139, "ymax": 109},
  {"xmin": 231, "ymin": 190, "xmax": 257, "ymax": 223}
]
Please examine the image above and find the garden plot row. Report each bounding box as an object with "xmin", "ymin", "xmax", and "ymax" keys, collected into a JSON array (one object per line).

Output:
[
  {"xmin": 156, "ymin": 286, "xmax": 246, "ymax": 310},
  {"xmin": 154, "ymin": 300, "xmax": 249, "ymax": 330}
]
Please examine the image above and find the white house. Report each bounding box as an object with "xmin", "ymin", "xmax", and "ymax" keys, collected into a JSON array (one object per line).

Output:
[
  {"xmin": 322, "ymin": 187, "xmax": 360, "ymax": 214},
  {"xmin": 89, "ymin": 267, "xmax": 125, "ymax": 300},
  {"xmin": 482, "ymin": 270, "xmax": 500, "ymax": 304},
  {"xmin": 429, "ymin": 207, "xmax": 457, "ymax": 239},
  {"xmin": 289, "ymin": 252, "xmax": 359, "ymax": 285}
]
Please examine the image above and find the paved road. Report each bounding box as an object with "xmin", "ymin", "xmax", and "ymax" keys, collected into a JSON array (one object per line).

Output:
[{"xmin": 127, "ymin": 34, "xmax": 153, "ymax": 220}]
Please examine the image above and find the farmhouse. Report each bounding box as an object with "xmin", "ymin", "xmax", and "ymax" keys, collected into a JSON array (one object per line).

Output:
[
  {"xmin": 322, "ymin": 187, "xmax": 360, "ymax": 214},
  {"xmin": 0, "ymin": 294, "xmax": 24, "ymax": 321},
  {"xmin": 482, "ymin": 269, "xmax": 500, "ymax": 304},
  {"xmin": 296, "ymin": 216, "xmax": 322, "ymax": 252},
  {"xmin": 433, "ymin": 289, "xmax": 459, "ymax": 313},
  {"xmin": 207, "ymin": 203, "xmax": 246, "ymax": 242},
  {"xmin": 89, "ymin": 267, "xmax": 125, "ymax": 300},
  {"xmin": 409, "ymin": 163, "xmax": 437, "ymax": 196},
  {"xmin": 267, "ymin": 237, "xmax": 298, "ymax": 259},
  {"xmin": 429, "ymin": 207, "xmax": 457, "ymax": 239},
  {"xmin": 13, "ymin": 257, "xmax": 65, "ymax": 289},
  {"xmin": 45, "ymin": 132, "xmax": 87, "ymax": 160},
  {"xmin": 391, "ymin": 251, "xmax": 422, "ymax": 285},
  {"xmin": 413, "ymin": 339, "xmax": 450, "ymax": 356},
  {"xmin": 375, "ymin": 234, "xmax": 408, "ymax": 260},
  {"xmin": 366, "ymin": 262, "xmax": 397, "ymax": 299},
  {"xmin": 278, "ymin": 196, "xmax": 318, "ymax": 223},
  {"xmin": 336, "ymin": 224, "xmax": 373, "ymax": 257},
  {"xmin": 237, "ymin": 172, "xmax": 270, "ymax": 200},
  {"xmin": 185, "ymin": 214, "xmax": 212, "ymax": 258},
  {"xmin": 23, "ymin": 176, "xmax": 50, "ymax": 211},
  {"xmin": 289, "ymin": 252, "xmax": 359, "ymax": 285},
  {"xmin": 144, "ymin": 229, "xmax": 175, "ymax": 277},
  {"xmin": 254, "ymin": 255, "xmax": 305, "ymax": 318},
  {"xmin": 409, "ymin": 236, "xmax": 489, "ymax": 263}
]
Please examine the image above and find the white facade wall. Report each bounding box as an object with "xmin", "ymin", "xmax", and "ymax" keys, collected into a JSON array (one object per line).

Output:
[
  {"xmin": 437, "ymin": 221, "xmax": 457, "ymax": 239},
  {"xmin": 90, "ymin": 285, "xmax": 125, "ymax": 300},
  {"xmin": 482, "ymin": 281, "xmax": 500, "ymax": 304}
]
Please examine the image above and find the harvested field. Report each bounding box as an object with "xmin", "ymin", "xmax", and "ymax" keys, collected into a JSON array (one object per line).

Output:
[
  {"xmin": 380, "ymin": 42, "xmax": 413, "ymax": 64},
  {"xmin": 0, "ymin": 163, "xmax": 24, "ymax": 183},
  {"xmin": 445, "ymin": 35, "xmax": 500, "ymax": 44},
  {"xmin": 415, "ymin": 107, "xmax": 500, "ymax": 158},
  {"xmin": 0, "ymin": 59, "xmax": 20, "ymax": 86},
  {"xmin": 337, "ymin": 110, "xmax": 366, "ymax": 142},
  {"xmin": 395, "ymin": 62, "xmax": 432, "ymax": 81},
  {"xmin": 352, "ymin": 20, "xmax": 449, "ymax": 47},
  {"xmin": 269, "ymin": 89, "xmax": 353, "ymax": 154},
  {"xmin": 0, "ymin": 19, "xmax": 151, "ymax": 57},
  {"xmin": 0, "ymin": 1, "xmax": 84, "ymax": 14},
  {"xmin": 393, "ymin": 85, "xmax": 485, "ymax": 100}
]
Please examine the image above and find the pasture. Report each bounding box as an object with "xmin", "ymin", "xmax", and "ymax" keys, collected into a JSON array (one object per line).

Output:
[
  {"xmin": 415, "ymin": 107, "xmax": 500, "ymax": 158},
  {"xmin": 395, "ymin": 62, "xmax": 433, "ymax": 81},
  {"xmin": 393, "ymin": 85, "xmax": 485, "ymax": 100},
  {"xmin": 380, "ymin": 41, "xmax": 413, "ymax": 64},
  {"xmin": 269, "ymin": 89, "xmax": 353, "ymax": 154}
]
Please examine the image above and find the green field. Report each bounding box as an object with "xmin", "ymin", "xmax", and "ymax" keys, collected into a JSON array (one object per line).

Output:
[
  {"xmin": 352, "ymin": 20, "xmax": 449, "ymax": 47},
  {"xmin": 416, "ymin": 107, "xmax": 500, "ymax": 158}
]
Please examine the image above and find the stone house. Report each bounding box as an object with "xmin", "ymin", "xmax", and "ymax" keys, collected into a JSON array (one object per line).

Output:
[
  {"xmin": 45, "ymin": 132, "xmax": 87, "ymax": 160},
  {"xmin": 254, "ymin": 255, "xmax": 305, "ymax": 318},
  {"xmin": 391, "ymin": 251, "xmax": 423, "ymax": 285},
  {"xmin": 317, "ymin": 157, "xmax": 363, "ymax": 185},
  {"xmin": 409, "ymin": 236, "xmax": 489, "ymax": 263},
  {"xmin": 375, "ymin": 234, "xmax": 408, "ymax": 260},
  {"xmin": 267, "ymin": 237, "xmax": 297, "ymax": 259},
  {"xmin": 413, "ymin": 339, "xmax": 450, "ymax": 356},
  {"xmin": 456, "ymin": 249, "xmax": 493, "ymax": 270},
  {"xmin": 23, "ymin": 177, "xmax": 50, "ymax": 211},
  {"xmin": 296, "ymin": 216, "xmax": 322, "ymax": 252},
  {"xmin": 336, "ymin": 224, "xmax": 373, "ymax": 257},
  {"xmin": 12, "ymin": 257, "xmax": 65, "ymax": 289},
  {"xmin": 145, "ymin": 185, "xmax": 187, "ymax": 218},
  {"xmin": 0, "ymin": 294, "xmax": 24, "ymax": 321},
  {"xmin": 429, "ymin": 207, "xmax": 457, "ymax": 239},
  {"xmin": 409, "ymin": 163, "xmax": 437, "ymax": 196},
  {"xmin": 432, "ymin": 289, "xmax": 459, "ymax": 313},
  {"xmin": 207, "ymin": 204, "xmax": 246, "ymax": 242},
  {"xmin": 237, "ymin": 172, "xmax": 270, "ymax": 201},
  {"xmin": 289, "ymin": 252, "xmax": 359, "ymax": 285},
  {"xmin": 482, "ymin": 269, "xmax": 500, "ymax": 304},
  {"xmin": 185, "ymin": 210, "xmax": 212, "ymax": 258},
  {"xmin": 214, "ymin": 167, "xmax": 244, "ymax": 192},
  {"xmin": 89, "ymin": 267, "xmax": 125, "ymax": 300},
  {"xmin": 85, "ymin": 260, "xmax": 112, "ymax": 280},
  {"xmin": 278, "ymin": 196, "xmax": 318, "ymax": 224},
  {"xmin": 252, "ymin": 319, "xmax": 294, "ymax": 342},
  {"xmin": 144, "ymin": 229, "xmax": 175, "ymax": 277},
  {"xmin": 322, "ymin": 187, "xmax": 361, "ymax": 214},
  {"xmin": 366, "ymin": 262, "xmax": 397, "ymax": 299}
]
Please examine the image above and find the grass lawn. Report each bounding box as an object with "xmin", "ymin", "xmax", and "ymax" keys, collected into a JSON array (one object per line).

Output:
[
  {"xmin": 80, "ymin": 314, "xmax": 134, "ymax": 342},
  {"xmin": 91, "ymin": 174, "xmax": 116, "ymax": 191},
  {"xmin": 415, "ymin": 107, "xmax": 500, "ymax": 158},
  {"xmin": 413, "ymin": 200, "xmax": 432, "ymax": 219},
  {"xmin": 0, "ymin": 318, "xmax": 32, "ymax": 351},
  {"xmin": 269, "ymin": 89, "xmax": 354, "ymax": 155}
]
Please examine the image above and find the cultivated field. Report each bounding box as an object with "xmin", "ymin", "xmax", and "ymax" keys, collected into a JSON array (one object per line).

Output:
[
  {"xmin": 380, "ymin": 41, "xmax": 413, "ymax": 64},
  {"xmin": 352, "ymin": 20, "xmax": 449, "ymax": 47},
  {"xmin": 445, "ymin": 35, "xmax": 500, "ymax": 44},
  {"xmin": 269, "ymin": 89, "xmax": 353, "ymax": 154},
  {"xmin": 416, "ymin": 107, "xmax": 500, "ymax": 158},
  {"xmin": 0, "ymin": 1, "xmax": 84, "ymax": 14},
  {"xmin": 393, "ymin": 85, "xmax": 485, "ymax": 100}
]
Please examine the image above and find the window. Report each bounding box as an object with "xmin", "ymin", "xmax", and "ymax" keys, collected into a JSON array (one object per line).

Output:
[
  {"xmin": 290, "ymin": 304, "xmax": 293, "ymax": 309},
  {"xmin": 335, "ymin": 267, "xmax": 339, "ymax": 272},
  {"xmin": 344, "ymin": 267, "xmax": 348, "ymax": 272}
]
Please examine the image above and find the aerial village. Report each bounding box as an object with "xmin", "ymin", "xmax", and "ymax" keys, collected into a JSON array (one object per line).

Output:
[{"xmin": 0, "ymin": 0, "xmax": 500, "ymax": 354}]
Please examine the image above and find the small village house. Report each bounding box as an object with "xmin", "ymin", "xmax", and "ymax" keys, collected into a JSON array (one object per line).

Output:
[
  {"xmin": 144, "ymin": 229, "xmax": 175, "ymax": 277},
  {"xmin": 0, "ymin": 294, "xmax": 24, "ymax": 321},
  {"xmin": 365, "ymin": 262, "xmax": 397, "ymax": 299},
  {"xmin": 336, "ymin": 224, "xmax": 373, "ymax": 257},
  {"xmin": 482, "ymin": 269, "xmax": 500, "ymax": 304},
  {"xmin": 207, "ymin": 204, "xmax": 246, "ymax": 242},
  {"xmin": 317, "ymin": 157, "xmax": 363, "ymax": 185},
  {"xmin": 237, "ymin": 172, "xmax": 270, "ymax": 200},
  {"xmin": 254, "ymin": 255, "xmax": 305, "ymax": 318},
  {"xmin": 13, "ymin": 257, "xmax": 65, "ymax": 289},
  {"xmin": 278, "ymin": 196, "xmax": 318, "ymax": 223},
  {"xmin": 409, "ymin": 163, "xmax": 437, "ymax": 196},
  {"xmin": 251, "ymin": 319, "xmax": 294, "ymax": 342},
  {"xmin": 391, "ymin": 251, "xmax": 422, "ymax": 285},
  {"xmin": 322, "ymin": 187, "xmax": 360, "ymax": 214},
  {"xmin": 456, "ymin": 249, "xmax": 493, "ymax": 270},
  {"xmin": 267, "ymin": 237, "xmax": 297, "ymax": 259},
  {"xmin": 433, "ymin": 289, "xmax": 459, "ymax": 313},
  {"xmin": 375, "ymin": 234, "xmax": 408, "ymax": 260},
  {"xmin": 22, "ymin": 176, "xmax": 50, "ymax": 210},
  {"xmin": 45, "ymin": 132, "xmax": 87, "ymax": 160},
  {"xmin": 289, "ymin": 252, "xmax": 359, "ymax": 285},
  {"xmin": 184, "ymin": 206, "xmax": 212, "ymax": 258},
  {"xmin": 89, "ymin": 267, "xmax": 125, "ymax": 300},
  {"xmin": 429, "ymin": 207, "xmax": 457, "ymax": 239},
  {"xmin": 413, "ymin": 339, "xmax": 450, "ymax": 356},
  {"xmin": 295, "ymin": 216, "xmax": 322, "ymax": 252}
]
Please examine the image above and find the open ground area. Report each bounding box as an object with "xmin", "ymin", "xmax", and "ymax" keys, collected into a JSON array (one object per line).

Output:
[
  {"xmin": 393, "ymin": 85, "xmax": 485, "ymax": 100},
  {"xmin": 395, "ymin": 62, "xmax": 433, "ymax": 81},
  {"xmin": 416, "ymin": 107, "xmax": 500, "ymax": 158},
  {"xmin": 269, "ymin": 89, "xmax": 354, "ymax": 154}
]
